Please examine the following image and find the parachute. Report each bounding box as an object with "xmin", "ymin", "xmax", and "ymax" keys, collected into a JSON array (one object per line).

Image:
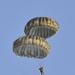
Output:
[
  {"xmin": 13, "ymin": 17, "xmax": 59, "ymax": 75},
  {"xmin": 13, "ymin": 36, "xmax": 50, "ymax": 59},
  {"xmin": 13, "ymin": 17, "xmax": 59, "ymax": 59},
  {"xmin": 24, "ymin": 17, "xmax": 59, "ymax": 39}
]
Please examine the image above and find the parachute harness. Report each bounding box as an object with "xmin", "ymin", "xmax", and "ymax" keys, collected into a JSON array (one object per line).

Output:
[{"xmin": 39, "ymin": 67, "xmax": 45, "ymax": 75}]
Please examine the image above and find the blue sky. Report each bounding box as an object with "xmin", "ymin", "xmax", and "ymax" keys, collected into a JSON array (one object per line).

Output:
[{"xmin": 0, "ymin": 0, "xmax": 75, "ymax": 75}]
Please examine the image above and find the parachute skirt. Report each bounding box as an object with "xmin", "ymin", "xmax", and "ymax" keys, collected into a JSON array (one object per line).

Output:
[{"xmin": 29, "ymin": 26, "xmax": 56, "ymax": 39}]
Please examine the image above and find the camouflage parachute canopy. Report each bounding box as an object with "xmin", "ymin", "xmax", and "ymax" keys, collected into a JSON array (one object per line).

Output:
[
  {"xmin": 13, "ymin": 36, "xmax": 50, "ymax": 59},
  {"xmin": 24, "ymin": 17, "xmax": 59, "ymax": 39}
]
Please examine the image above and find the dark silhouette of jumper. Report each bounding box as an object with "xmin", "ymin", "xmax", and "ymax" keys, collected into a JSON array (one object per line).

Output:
[{"xmin": 39, "ymin": 67, "xmax": 45, "ymax": 75}]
